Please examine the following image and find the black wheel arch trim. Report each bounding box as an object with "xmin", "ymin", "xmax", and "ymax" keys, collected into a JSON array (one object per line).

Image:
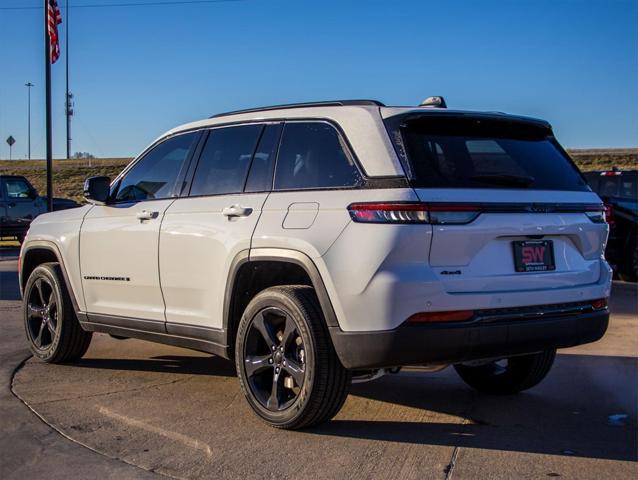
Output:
[{"xmin": 223, "ymin": 248, "xmax": 340, "ymax": 335}]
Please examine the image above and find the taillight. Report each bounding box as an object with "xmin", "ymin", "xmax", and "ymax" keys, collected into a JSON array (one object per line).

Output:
[
  {"xmin": 347, "ymin": 203, "xmax": 428, "ymax": 224},
  {"xmin": 347, "ymin": 202, "xmax": 480, "ymax": 225},
  {"xmin": 584, "ymin": 205, "xmax": 607, "ymax": 224},
  {"xmin": 407, "ymin": 310, "xmax": 475, "ymax": 323},
  {"xmin": 602, "ymin": 203, "xmax": 614, "ymax": 226},
  {"xmin": 590, "ymin": 298, "xmax": 608, "ymax": 310}
]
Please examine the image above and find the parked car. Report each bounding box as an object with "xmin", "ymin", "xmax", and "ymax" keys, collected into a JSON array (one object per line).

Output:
[
  {"xmin": 19, "ymin": 99, "xmax": 611, "ymax": 429},
  {"xmin": 582, "ymin": 169, "xmax": 638, "ymax": 281},
  {"xmin": 0, "ymin": 175, "xmax": 79, "ymax": 243}
]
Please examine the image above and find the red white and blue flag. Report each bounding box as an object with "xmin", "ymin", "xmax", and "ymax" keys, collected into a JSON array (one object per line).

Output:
[{"xmin": 47, "ymin": 0, "xmax": 62, "ymax": 63}]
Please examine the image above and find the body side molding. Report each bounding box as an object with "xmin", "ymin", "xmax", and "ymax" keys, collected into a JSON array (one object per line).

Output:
[{"xmin": 80, "ymin": 313, "xmax": 228, "ymax": 358}]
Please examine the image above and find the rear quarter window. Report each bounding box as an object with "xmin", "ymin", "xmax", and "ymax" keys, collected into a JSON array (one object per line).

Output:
[{"xmin": 274, "ymin": 122, "xmax": 361, "ymax": 190}]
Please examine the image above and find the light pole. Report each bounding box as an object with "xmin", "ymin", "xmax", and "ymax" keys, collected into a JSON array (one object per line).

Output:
[{"xmin": 25, "ymin": 82, "xmax": 34, "ymax": 160}]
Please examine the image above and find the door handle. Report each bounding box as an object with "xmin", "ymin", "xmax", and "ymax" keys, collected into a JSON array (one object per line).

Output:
[
  {"xmin": 136, "ymin": 210, "xmax": 158, "ymax": 221},
  {"xmin": 222, "ymin": 205, "xmax": 253, "ymax": 218},
  {"xmin": 8, "ymin": 202, "xmax": 16, "ymax": 207}
]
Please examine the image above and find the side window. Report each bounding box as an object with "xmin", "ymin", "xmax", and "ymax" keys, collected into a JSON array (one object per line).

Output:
[
  {"xmin": 599, "ymin": 177, "xmax": 619, "ymax": 198},
  {"xmin": 115, "ymin": 133, "xmax": 197, "ymax": 202},
  {"xmin": 4, "ymin": 178, "xmax": 33, "ymax": 199},
  {"xmin": 274, "ymin": 122, "xmax": 361, "ymax": 190},
  {"xmin": 190, "ymin": 124, "xmax": 263, "ymax": 196},
  {"xmin": 620, "ymin": 176, "xmax": 637, "ymax": 199},
  {"xmin": 244, "ymin": 123, "xmax": 282, "ymax": 193}
]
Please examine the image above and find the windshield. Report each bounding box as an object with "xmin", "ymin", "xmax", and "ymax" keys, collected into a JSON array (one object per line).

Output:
[{"xmin": 384, "ymin": 115, "xmax": 590, "ymax": 191}]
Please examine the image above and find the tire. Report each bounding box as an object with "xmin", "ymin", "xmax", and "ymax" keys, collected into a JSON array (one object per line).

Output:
[
  {"xmin": 23, "ymin": 263, "xmax": 92, "ymax": 363},
  {"xmin": 235, "ymin": 285, "xmax": 350, "ymax": 430},
  {"xmin": 454, "ymin": 349, "xmax": 556, "ymax": 395}
]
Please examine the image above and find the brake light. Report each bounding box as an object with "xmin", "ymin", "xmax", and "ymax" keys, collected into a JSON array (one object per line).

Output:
[
  {"xmin": 590, "ymin": 298, "xmax": 608, "ymax": 310},
  {"xmin": 603, "ymin": 203, "xmax": 614, "ymax": 226},
  {"xmin": 347, "ymin": 203, "xmax": 428, "ymax": 224},
  {"xmin": 347, "ymin": 203, "xmax": 481, "ymax": 225},
  {"xmin": 407, "ymin": 310, "xmax": 475, "ymax": 323},
  {"xmin": 600, "ymin": 171, "xmax": 622, "ymax": 176}
]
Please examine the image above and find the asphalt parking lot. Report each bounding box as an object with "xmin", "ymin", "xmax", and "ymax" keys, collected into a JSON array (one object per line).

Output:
[{"xmin": 1, "ymin": 248, "xmax": 637, "ymax": 479}]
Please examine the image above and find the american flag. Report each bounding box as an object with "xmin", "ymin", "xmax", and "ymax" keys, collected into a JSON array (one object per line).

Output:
[{"xmin": 47, "ymin": 0, "xmax": 62, "ymax": 64}]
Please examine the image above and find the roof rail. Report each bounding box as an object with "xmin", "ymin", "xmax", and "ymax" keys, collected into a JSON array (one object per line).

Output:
[{"xmin": 209, "ymin": 100, "xmax": 385, "ymax": 119}]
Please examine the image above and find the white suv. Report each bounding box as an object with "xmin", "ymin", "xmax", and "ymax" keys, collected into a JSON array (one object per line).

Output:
[{"xmin": 19, "ymin": 99, "xmax": 611, "ymax": 429}]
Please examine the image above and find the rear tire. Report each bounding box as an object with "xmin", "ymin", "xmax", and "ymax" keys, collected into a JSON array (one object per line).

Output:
[
  {"xmin": 23, "ymin": 263, "xmax": 92, "ymax": 363},
  {"xmin": 235, "ymin": 286, "xmax": 350, "ymax": 429},
  {"xmin": 454, "ymin": 349, "xmax": 556, "ymax": 395}
]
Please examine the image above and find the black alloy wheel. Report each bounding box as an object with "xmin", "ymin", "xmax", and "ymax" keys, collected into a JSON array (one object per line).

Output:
[
  {"xmin": 244, "ymin": 307, "xmax": 306, "ymax": 411},
  {"xmin": 235, "ymin": 286, "xmax": 350, "ymax": 429},
  {"xmin": 23, "ymin": 263, "xmax": 93, "ymax": 363},
  {"xmin": 25, "ymin": 276, "xmax": 58, "ymax": 351}
]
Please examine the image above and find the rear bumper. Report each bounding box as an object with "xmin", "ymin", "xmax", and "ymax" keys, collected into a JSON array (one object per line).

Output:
[{"xmin": 329, "ymin": 308, "xmax": 609, "ymax": 370}]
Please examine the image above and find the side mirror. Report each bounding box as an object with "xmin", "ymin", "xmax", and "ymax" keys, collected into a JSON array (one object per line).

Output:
[
  {"xmin": 28, "ymin": 188, "xmax": 38, "ymax": 199},
  {"xmin": 84, "ymin": 176, "xmax": 111, "ymax": 205}
]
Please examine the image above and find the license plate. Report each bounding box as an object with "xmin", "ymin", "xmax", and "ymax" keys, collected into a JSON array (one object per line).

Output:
[{"xmin": 512, "ymin": 240, "xmax": 555, "ymax": 272}]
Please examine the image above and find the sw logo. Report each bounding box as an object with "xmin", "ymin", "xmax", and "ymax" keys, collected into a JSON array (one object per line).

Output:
[{"xmin": 522, "ymin": 245, "xmax": 546, "ymax": 264}]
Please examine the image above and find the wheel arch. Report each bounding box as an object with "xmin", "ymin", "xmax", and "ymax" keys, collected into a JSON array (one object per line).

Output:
[
  {"xmin": 223, "ymin": 248, "xmax": 339, "ymax": 356},
  {"xmin": 20, "ymin": 241, "xmax": 82, "ymax": 315}
]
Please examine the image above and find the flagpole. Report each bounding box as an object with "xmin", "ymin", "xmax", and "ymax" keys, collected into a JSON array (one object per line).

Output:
[
  {"xmin": 44, "ymin": 0, "xmax": 53, "ymax": 212},
  {"xmin": 65, "ymin": 0, "xmax": 71, "ymax": 160}
]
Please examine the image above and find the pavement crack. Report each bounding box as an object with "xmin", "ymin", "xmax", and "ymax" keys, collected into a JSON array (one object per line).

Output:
[
  {"xmin": 444, "ymin": 393, "xmax": 478, "ymax": 479},
  {"xmin": 444, "ymin": 445, "xmax": 460, "ymax": 480}
]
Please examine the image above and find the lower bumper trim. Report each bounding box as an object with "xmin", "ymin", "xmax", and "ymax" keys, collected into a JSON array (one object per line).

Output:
[{"xmin": 329, "ymin": 309, "xmax": 609, "ymax": 370}]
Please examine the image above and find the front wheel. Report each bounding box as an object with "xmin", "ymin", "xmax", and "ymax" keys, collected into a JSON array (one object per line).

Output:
[
  {"xmin": 454, "ymin": 349, "xmax": 556, "ymax": 395},
  {"xmin": 23, "ymin": 263, "xmax": 92, "ymax": 363},
  {"xmin": 235, "ymin": 286, "xmax": 350, "ymax": 429}
]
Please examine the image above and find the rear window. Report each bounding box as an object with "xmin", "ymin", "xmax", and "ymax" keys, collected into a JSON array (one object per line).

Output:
[{"xmin": 385, "ymin": 115, "xmax": 589, "ymax": 191}]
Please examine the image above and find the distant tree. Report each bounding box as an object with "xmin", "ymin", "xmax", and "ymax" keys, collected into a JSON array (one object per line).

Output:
[{"xmin": 72, "ymin": 151, "xmax": 95, "ymax": 159}]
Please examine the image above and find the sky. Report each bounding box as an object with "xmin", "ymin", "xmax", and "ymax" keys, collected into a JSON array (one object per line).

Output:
[{"xmin": 0, "ymin": 0, "xmax": 637, "ymax": 160}]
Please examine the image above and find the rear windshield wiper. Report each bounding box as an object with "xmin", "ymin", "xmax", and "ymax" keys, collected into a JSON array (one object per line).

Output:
[{"xmin": 469, "ymin": 174, "xmax": 535, "ymax": 187}]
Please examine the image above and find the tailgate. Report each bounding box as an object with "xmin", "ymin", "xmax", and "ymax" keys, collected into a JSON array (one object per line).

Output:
[{"xmin": 415, "ymin": 188, "xmax": 608, "ymax": 293}]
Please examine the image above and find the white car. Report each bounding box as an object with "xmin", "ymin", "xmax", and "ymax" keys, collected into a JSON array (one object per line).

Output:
[{"xmin": 19, "ymin": 99, "xmax": 611, "ymax": 429}]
